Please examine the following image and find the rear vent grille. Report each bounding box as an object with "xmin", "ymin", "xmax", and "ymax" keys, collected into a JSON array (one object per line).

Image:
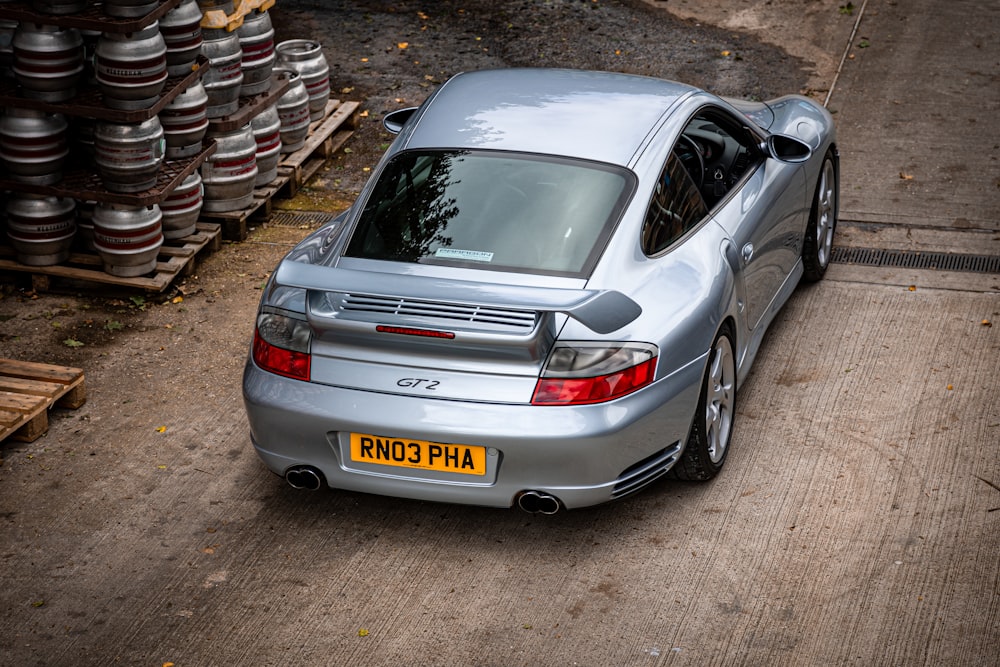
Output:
[
  {"xmin": 831, "ymin": 247, "xmax": 1000, "ymax": 274},
  {"xmin": 342, "ymin": 294, "xmax": 537, "ymax": 330},
  {"xmin": 611, "ymin": 442, "xmax": 683, "ymax": 499}
]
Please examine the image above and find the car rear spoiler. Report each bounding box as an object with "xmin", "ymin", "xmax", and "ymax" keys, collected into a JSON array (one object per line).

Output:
[{"xmin": 274, "ymin": 261, "xmax": 642, "ymax": 335}]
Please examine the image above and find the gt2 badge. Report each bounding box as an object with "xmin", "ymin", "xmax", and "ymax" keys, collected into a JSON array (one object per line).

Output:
[{"xmin": 397, "ymin": 378, "xmax": 440, "ymax": 390}]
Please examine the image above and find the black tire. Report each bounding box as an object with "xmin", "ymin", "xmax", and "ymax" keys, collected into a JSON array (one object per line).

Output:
[
  {"xmin": 802, "ymin": 149, "xmax": 838, "ymax": 282},
  {"xmin": 671, "ymin": 324, "xmax": 736, "ymax": 481}
]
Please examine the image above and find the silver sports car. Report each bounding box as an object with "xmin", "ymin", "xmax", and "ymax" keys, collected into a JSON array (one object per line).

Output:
[{"xmin": 243, "ymin": 68, "xmax": 838, "ymax": 513}]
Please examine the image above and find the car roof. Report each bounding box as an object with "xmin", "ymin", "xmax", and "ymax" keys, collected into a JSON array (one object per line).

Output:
[{"xmin": 397, "ymin": 69, "xmax": 699, "ymax": 166}]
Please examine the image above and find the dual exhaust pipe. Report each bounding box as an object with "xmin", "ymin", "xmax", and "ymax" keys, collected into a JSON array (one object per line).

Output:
[
  {"xmin": 286, "ymin": 467, "xmax": 562, "ymax": 515},
  {"xmin": 516, "ymin": 490, "xmax": 562, "ymax": 515},
  {"xmin": 285, "ymin": 465, "xmax": 324, "ymax": 491}
]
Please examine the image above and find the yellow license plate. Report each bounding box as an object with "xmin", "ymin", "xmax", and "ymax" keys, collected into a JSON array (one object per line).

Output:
[{"xmin": 349, "ymin": 433, "xmax": 487, "ymax": 476}]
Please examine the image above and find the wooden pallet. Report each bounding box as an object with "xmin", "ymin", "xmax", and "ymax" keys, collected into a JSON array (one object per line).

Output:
[
  {"xmin": 0, "ymin": 359, "xmax": 86, "ymax": 444},
  {"xmin": 200, "ymin": 98, "xmax": 360, "ymax": 241},
  {"xmin": 0, "ymin": 223, "xmax": 221, "ymax": 293}
]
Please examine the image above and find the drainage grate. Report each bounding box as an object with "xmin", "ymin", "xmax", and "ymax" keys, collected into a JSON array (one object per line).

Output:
[
  {"xmin": 831, "ymin": 247, "xmax": 1000, "ymax": 274},
  {"xmin": 268, "ymin": 210, "xmax": 337, "ymax": 228}
]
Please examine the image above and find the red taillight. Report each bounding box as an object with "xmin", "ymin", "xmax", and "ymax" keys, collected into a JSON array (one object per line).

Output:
[
  {"xmin": 253, "ymin": 330, "xmax": 310, "ymax": 381},
  {"xmin": 532, "ymin": 354, "xmax": 657, "ymax": 405}
]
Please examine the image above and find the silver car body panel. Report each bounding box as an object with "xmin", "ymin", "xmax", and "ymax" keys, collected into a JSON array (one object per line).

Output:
[
  {"xmin": 395, "ymin": 68, "xmax": 698, "ymax": 166},
  {"xmin": 243, "ymin": 68, "xmax": 837, "ymax": 508}
]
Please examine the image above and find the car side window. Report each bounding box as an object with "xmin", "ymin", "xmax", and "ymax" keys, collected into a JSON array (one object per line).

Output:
[
  {"xmin": 641, "ymin": 150, "xmax": 708, "ymax": 255},
  {"xmin": 678, "ymin": 108, "xmax": 764, "ymax": 209}
]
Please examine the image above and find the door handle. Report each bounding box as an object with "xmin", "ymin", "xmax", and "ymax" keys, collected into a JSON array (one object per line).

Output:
[{"xmin": 741, "ymin": 243, "xmax": 754, "ymax": 263}]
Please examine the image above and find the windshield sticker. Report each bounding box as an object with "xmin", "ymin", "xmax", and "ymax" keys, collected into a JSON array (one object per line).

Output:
[{"xmin": 435, "ymin": 248, "xmax": 494, "ymax": 262}]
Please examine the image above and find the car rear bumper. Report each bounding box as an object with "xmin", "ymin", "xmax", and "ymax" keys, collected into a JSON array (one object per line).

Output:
[{"xmin": 242, "ymin": 352, "xmax": 705, "ymax": 509}]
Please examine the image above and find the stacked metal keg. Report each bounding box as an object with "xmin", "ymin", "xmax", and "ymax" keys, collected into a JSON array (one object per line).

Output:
[
  {"xmin": 12, "ymin": 23, "xmax": 84, "ymax": 102},
  {"xmin": 0, "ymin": 0, "xmax": 333, "ymax": 275},
  {"xmin": 1, "ymin": 12, "xmax": 81, "ymax": 266},
  {"xmin": 89, "ymin": 11, "xmax": 171, "ymax": 276},
  {"xmin": 275, "ymin": 38, "xmax": 330, "ymax": 122}
]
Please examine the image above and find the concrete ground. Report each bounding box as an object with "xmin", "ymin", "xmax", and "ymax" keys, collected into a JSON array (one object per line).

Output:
[{"xmin": 0, "ymin": 1, "xmax": 997, "ymax": 665}]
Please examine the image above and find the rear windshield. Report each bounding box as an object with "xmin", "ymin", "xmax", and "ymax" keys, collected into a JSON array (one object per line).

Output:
[{"xmin": 344, "ymin": 150, "xmax": 633, "ymax": 276}]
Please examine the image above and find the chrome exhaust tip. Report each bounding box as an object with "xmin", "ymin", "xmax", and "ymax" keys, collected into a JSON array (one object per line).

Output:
[
  {"xmin": 285, "ymin": 465, "xmax": 324, "ymax": 491},
  {"xmin": 516, "ymin": 490, "xmax": 562, "ymax": 515}
]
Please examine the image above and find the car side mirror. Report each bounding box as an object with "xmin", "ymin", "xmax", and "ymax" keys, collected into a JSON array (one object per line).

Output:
[
  {"xmin": 760, "ymin": 134, "xmax": 813, "ymax": 163},
  {"xmin": 383, "ymin": 107, "xmax": 419, "ymax": 134}
]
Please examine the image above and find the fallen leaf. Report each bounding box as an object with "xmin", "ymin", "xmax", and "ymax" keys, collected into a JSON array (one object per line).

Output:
[
  {"xmin": 908, "ymin": 285, "xmax": 917, "ymax": 291},
  {"xmin": 721, "ymin": 50, "xmax": 731, "ymax": 57},
  {"xmin": 63, "ymin": 338, "xmax": 85, "ymax": 348},
  {"xmin": 359, "ymin": 110, "xmax": 369, "ymax": 118},
  {"xmin": 397, "ymin": 42, "xmax": 408, "ymax": 49},
  {"xmin": 172, "ymin": 296, "xmax": 183, "ymax": 304},
  {"xmin": 982, "ymin": 319, "xmax": 992, "ymax": 327},
  {"xmin": 900, "ymin": 172, "xmax": 914, "ymax": 180},
  {"xmin": 358, "ymin": 629, "xmax": 369, "ymax": 637},
  {"xmin": 156, "ymin": 426, "xmax": 167, "ymax": 433}
]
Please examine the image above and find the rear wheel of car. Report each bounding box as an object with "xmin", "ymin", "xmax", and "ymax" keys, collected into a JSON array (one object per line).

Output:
[
  {"xmin": 802, "ymin": 150, "xmax": 838, "ymax": 282},
  {"xmin": 671, "ymin": 325, "xmax": 736, "ymax": 481}
]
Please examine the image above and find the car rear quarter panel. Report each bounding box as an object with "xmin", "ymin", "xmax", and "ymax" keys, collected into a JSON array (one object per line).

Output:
[
  {"xmin": 580, "ymin": 210, "xmax": 737, "ymax": 383},
  {"xmin": 579, "ymin": 101, "xmax": 741, "ymax": 381}
]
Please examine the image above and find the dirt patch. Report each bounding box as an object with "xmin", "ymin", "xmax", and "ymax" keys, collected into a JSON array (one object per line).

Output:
[{"xmin": 659, "ymin": 0, "xmax": 857, "ymax": 97}]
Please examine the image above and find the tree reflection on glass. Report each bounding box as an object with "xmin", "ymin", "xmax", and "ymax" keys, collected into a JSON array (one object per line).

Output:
[{"xmin": 350, "ymin": 151, "xmax": 463, "ymax": 262}]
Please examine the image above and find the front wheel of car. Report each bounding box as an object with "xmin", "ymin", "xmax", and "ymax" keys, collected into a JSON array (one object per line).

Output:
[
  {"xmin": 802, "ymin": 149, "xmax": 838, "ymax": 282},
  {"xmin": 671, "ymin": 325, "xmax": 736, "ymax": 481}
]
